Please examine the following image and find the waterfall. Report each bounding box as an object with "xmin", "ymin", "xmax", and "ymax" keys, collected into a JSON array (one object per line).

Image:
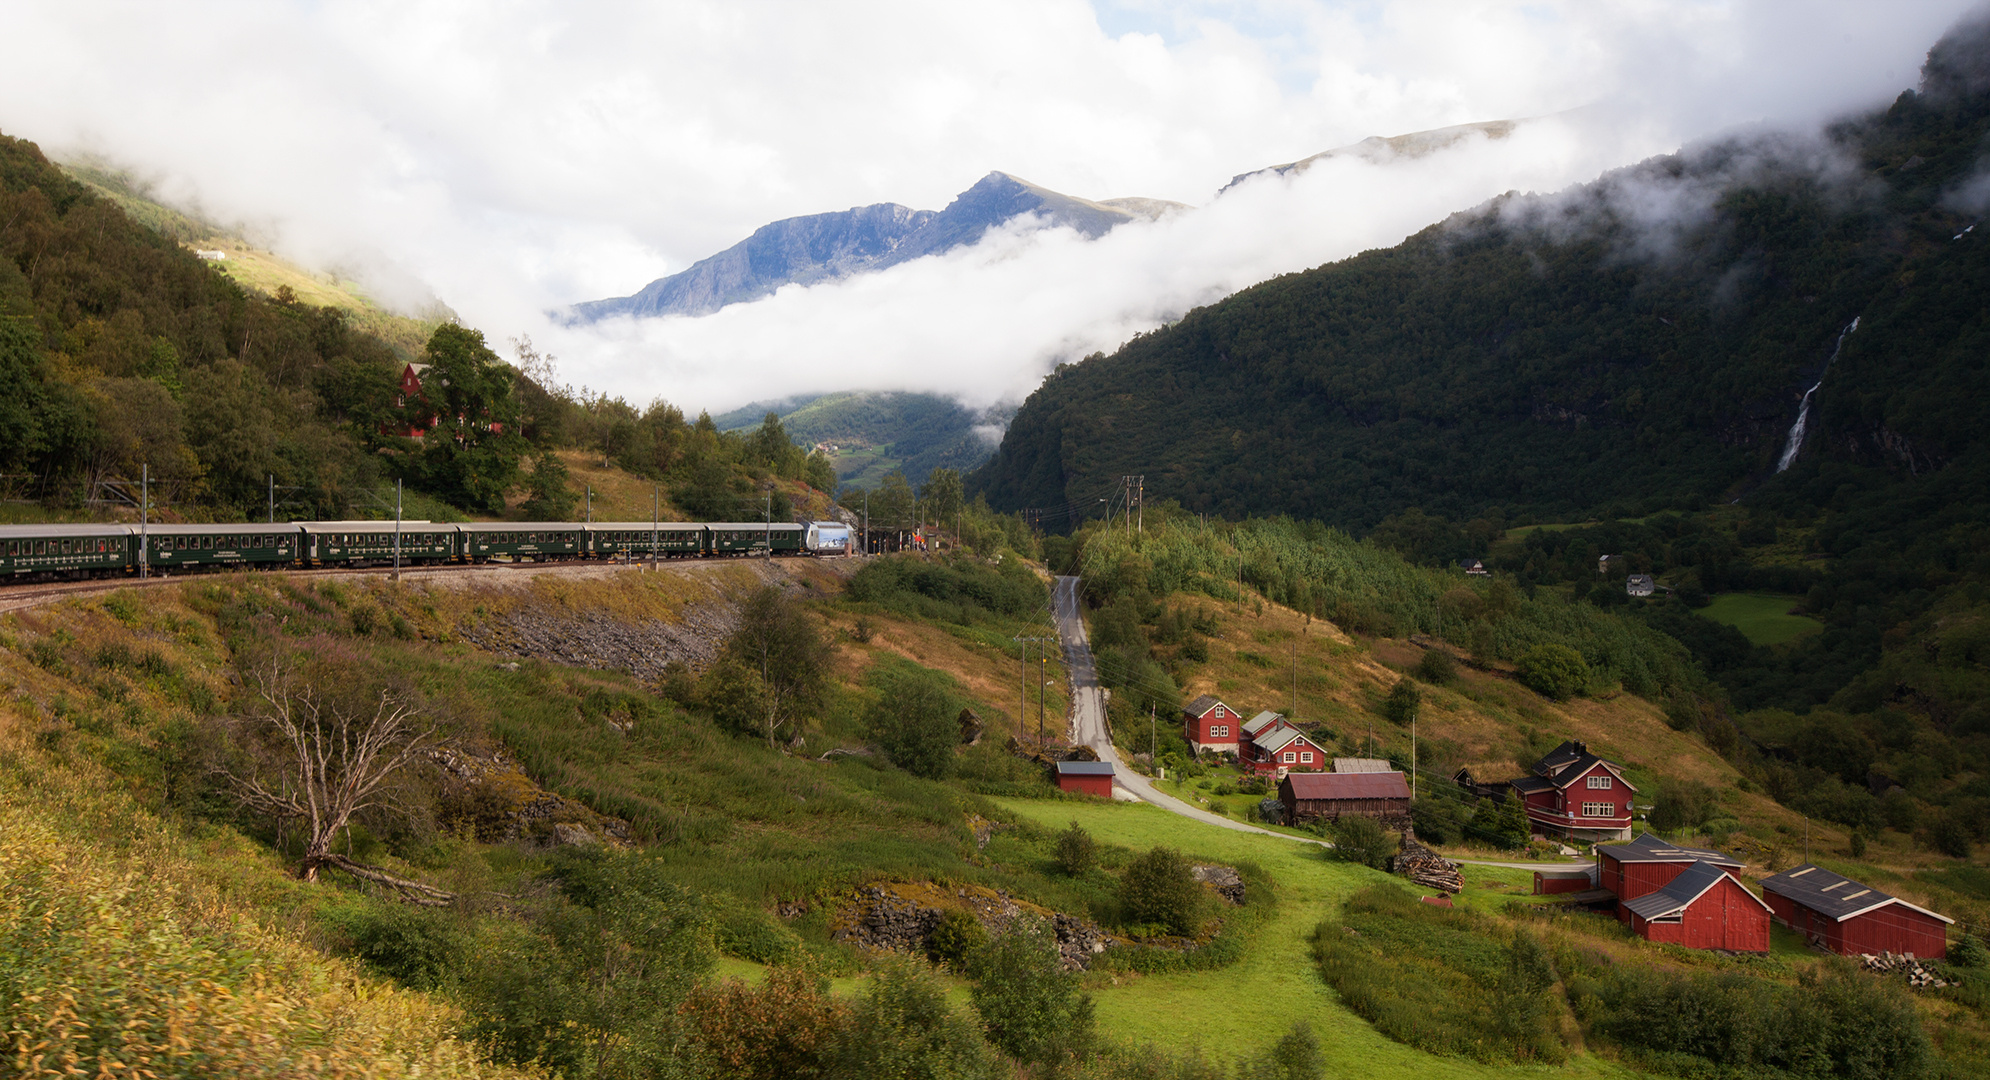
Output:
[{"xmin": 1776, "ymin": 316, "xmax": 1859, "ymax": 474}]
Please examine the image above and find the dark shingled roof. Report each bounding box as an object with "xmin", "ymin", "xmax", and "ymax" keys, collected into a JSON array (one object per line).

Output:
[
  {"xmin": 1509, "ymin": 775, "xmax": 1555, "ymax": 794},
  {"xmin": 1760, "ymin": 863, "xmax": 1954, "ymax": 924},
  {"xmin": 1621, "ymin": 860, "xmax": 1768, "ymax": 920},
  {"xmin": 1184, "ymin": 694, "xmax": 1227, "ymax": 718},
  {"xmin": 1056, "ymin": 761, "xmax": 1115, "ymax": 776},
  {"xmin": 1533, "ymin": 740, "xmax": 1589, "ymax": 775},
  {"xmin": 1597, "ymin": 832, "xmax": 1742, "ymax": 868},
  {"xmin": 1283, "ymin": 772, "xmax": 1410, "ymax": 801}
]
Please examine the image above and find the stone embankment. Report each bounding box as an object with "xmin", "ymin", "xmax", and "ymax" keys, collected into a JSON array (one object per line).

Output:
[{"xmin": 832, "ymin": 883, "xmax": 1111, "ymax": 970}]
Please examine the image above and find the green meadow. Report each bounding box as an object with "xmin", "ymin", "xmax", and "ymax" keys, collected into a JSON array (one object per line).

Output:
[{"xmin": 1698, "ymin": 592, "xmax": 1823, "ymax": 646}]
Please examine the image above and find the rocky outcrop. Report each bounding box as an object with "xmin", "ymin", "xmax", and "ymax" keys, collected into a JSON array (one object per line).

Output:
[
  {"xmin": 1193, "ymin": 864, "xmax": 1246, "ymax": 905},
  {"xmin": 831, "ymin": 883, "xmax": 1113, "ymax": 971},
  {"xmin": 429, "ymin": 744, "xmax": 631, "ymax": 845},
  {"xmin": 461, "ymin": 603, "xmax": 740, "ymax": 685}
]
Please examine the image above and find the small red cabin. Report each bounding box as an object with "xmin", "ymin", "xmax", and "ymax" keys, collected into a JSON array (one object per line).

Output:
[
  {"xmin": 1535, "ymin": 869, "xmax": 1599, "ymax": 895},
  {"xmin": 1596, "ymin": 833, "xmax": 1746, "ymax": 921},
  {"xmin": 1621, "ymin": 860, "xmax": 1771, "ymax": 952},
  {"xmin": 1055, "ymin": 760, "xmax": 1114, "ymax": 798},
  {"xmin": 1241, "ymin": 726, "xmax": 1328, "ymax": 777},
  {"xmin": 1182, "ymin": 695, "xmax": 1240, "ymax": 755},
  {"xmin": 1761, "ymin": 864, "xmax": 1952, "ymax": 959}
]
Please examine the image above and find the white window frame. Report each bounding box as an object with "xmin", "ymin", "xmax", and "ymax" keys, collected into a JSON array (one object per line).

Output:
[
  {"xmin": 1582, "ymin": 802, "xmax": 1615, "ymax": 818},
  {"xmin": 1300, "ymin": 751, "xmax": 1314, "ymax": 763},
  {"xmin": 1282, "ymin": 752, "xmax": 1296, "ymax": 763},
  {"xmin": 1586, "ymin": 775, "xmax": 1612, "ymax": 789},
  {"xmin": 1210, "ymin": 725, "xmax": 1227, "ymax": 738}
]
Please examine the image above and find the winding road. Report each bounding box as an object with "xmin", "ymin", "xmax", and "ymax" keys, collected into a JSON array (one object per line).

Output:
[{"xmin": 1051, "ymin": 574, "xmax": 1589, "ymax": 874}]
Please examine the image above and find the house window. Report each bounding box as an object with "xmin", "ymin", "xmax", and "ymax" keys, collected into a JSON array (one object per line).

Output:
[
  {"xmin": 1300, "ymin": 751, "xmax": 1314, "ymax": 763},
  {"xmin": 1647, "ymin": 913, "xmax": 1683, "ymax": 924},
  {"xmin": 1587, "ymin": 776, "xmax": 1612, "ymax": 789},
  {"xmin": 1210, "ymin": 725, "xmax": 1228, "ymax": 738},
  {"xmin": 1282, "ymin": 752, "xmax": 1295, "ymax": 763},
  {"xmin": 1582, "ymin": 802, "xmax": 1615, "ymax": 817}
]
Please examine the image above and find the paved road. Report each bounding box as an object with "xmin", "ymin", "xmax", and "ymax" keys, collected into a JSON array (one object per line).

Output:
[
  {"xmin": 1052, "ymin": 576, "xmax": 1328, "ymax": 845},
  {"xmin": 1050, "ymin": 575, "xmax": 1594, "ymax": 875}
]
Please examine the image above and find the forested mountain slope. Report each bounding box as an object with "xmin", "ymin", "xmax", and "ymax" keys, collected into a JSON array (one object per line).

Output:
[{"xmin": 974, "ymin": 18, "xmax": 1990, "ymax": 532}]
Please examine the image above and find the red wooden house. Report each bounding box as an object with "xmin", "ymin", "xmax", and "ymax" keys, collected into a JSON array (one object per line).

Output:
[
  {"xmin": 1508, "ymin": 740, "xmax": 1637, "ymax": 841},
  {"xmin": 1761, "ymin": 863, "xmax": 1952, "ymax": 959},
  {"xmin": 1055, "ymin": 760, "xmax": 1115, "ymax": 797},
  {"xmin": 1596, "ymin": 833, "xmax": 1746, "ymax": 917},
  {"xmin": 1238, "ymin": 716, "xmax": 1327, "ymax": 777},
  {"xmin": 1182, "ymin": 695, "xmax": 1241, "ymax": 755},
  {"xmin": 385, "ymin": 363, "xmax": 433, "ymax": 438},
  {"xmin": 1620, "ymin": 860, "xmax": 1771, "ymax": 952}
]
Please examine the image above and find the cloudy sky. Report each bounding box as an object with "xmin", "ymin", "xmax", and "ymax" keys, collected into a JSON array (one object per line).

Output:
[{"xmin": 3, "ymin": 1, "xmax": 1980, "ymax": 413}]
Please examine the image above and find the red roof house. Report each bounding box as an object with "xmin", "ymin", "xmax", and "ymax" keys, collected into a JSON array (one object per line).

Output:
[
  {"xmin": 1596, "ymin": 833, "xmax": 1746, "ymax": 921},
  {"xmin": 1508, "ymin": 740, "xmax": 1637, "ymax": 841},
  {"xmin": 1761, "ymin": 864, "xmax": 1952, "ymax": 959},
  {"xmin": 1055, "ymin": 760, "xmax": 1114, "ymax": 798},
  {"xmin": 1620, "ymin": 860, "xmax": 1771, "ymax": 952},
  {"xmin": 1182, "ymin": 695, "xmax": 1241, "ymax": 755},
  {"xmin": 1278, "ymin": 771, "xmax": 1411, "ymax": 828}
]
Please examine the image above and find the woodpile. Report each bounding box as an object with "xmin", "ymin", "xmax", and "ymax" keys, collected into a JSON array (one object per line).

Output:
[
  {"xmin": 1861, "ymin": 951, "xmax": 1953, "ymax": 988},
  {"xmin": 1391, "ymin": 834, "xmax": 1464, "ymax": 894}
]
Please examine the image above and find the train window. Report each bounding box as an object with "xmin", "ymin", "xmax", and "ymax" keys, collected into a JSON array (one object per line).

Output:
[{"xmin": 37, "ymin": 541, "xmax": 47, "ymax": 555}]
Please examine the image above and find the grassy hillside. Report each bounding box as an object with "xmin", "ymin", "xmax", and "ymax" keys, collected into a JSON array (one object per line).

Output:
[
  {"xmin": 57, "ymin": 156, "xmax": 448, "ymax": 359},
  {"xmin": 715, "ymin": 390, "xmax": 1004, "ymax": 489}
]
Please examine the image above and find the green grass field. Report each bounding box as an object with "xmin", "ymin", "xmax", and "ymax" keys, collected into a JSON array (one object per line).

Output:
[
  {"xmin": 993, "ymin": 798, "xmax": 1636, "ymax": 1078},
  {"xmin": 1699, "ymin": 593, "xmax": 1823, "ymax": 646}
]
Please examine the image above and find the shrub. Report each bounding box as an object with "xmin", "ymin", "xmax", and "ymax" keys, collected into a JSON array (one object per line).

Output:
[
  {"xmin": 830, "ymin": 955, "xmax": 1000, "ymax": 1079},
  {"xmin": 1331, "ymin": 815, "xmax": 1394, "ymax": 870},
  {"xmin": 967, "ymin": 917, "xmax": 1096, "ymax": 1067},
  {"xmin": 1120, "ymin": 846, "xmax": 1206, "ymax": 937},
  {"xmin": 864, "ymin": 665, "xmax": 962, "ymax": 780},
  {"xmin": 680, "ymin": 963, "xmax": 849, "ymax": 1080},
  {"xmin": 1475, "ymin": 793, "xmax": 1532, "ymax": 850},
  {"xmin": 1648, "ymin": 779, "xmax": 1717, "ymax": 832},
  {"xmin": 1383, "ymin": 679, "xmax": 1421, "ymax": 725},
  {"xmin": 929, "ymin": 908, "xmax": 990, "ymax": 966},
  {"xmin": 1054, "ymin": 820, "xmax": 1097, "ymax": 876},
  {"xmin": 1414, "ymin": 648, "xmax": 1456, "ymax": 685},
  {"xmin": 1950, "ymin": 933, "xmax": 1987, "ymax": 968},
  {"xmin": 1516, "ymin": 643, "xmax": 1590, "ymax": 700},
  {"xmin": 1236, "ymin": 1022, "xmax": 1326, "ymax": 1080},
  {"xmin": 323, "ymin": 899, "xmax": 467, "ymax": 990}
]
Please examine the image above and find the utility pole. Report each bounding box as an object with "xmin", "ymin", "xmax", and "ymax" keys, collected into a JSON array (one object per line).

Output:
[
  {"xmin": 1137, "ymin": 474, "xmax": 1143, "ymax": 534},
  {"xmin": 1012, "ymin": 635, "xmax": 1048, "ymax": 749},
  {"xmin": 863, "ymin": 490, "xmax": 869, "ymax": 556},
  {"xmin": 1290, "ymin": 637, "xmax": 1297, "ymax": 721},
  {"xmin": 1039, "ymin": 647, "xmax": 1048, "ymax": 749},
  {"xmin": 586, "ymin": 485, "xmax": 593, "ymax": 523},
  {"xmin": 139, "ymin": 463, "xmax": 149, "ymax": 580},
  {"xmin": 765, "ymin": 491, "xmax": 772, "ymax": 560},
  {"xmin": 1412, "ymin": 712, "xmax": 1418, "ymax": 801},
  {"xmin": 650, "ymin": 486, "xmax": 658, "ymax": 571},
  {"xmin": 268, "ymin": 474, "xmax": 274, "ymax": 524},
  {"xmin": 1150, "ymin": 703, "xmax": 1156, "ymax": 764},
  {"xmin": 393, "ymin": 479, "xmax": 402, "ymax": 581}
]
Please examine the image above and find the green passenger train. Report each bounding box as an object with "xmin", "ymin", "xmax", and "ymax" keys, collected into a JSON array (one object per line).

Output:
[{"xmin": 0, "ymin": 519, "xmax": 821, "ymax": 581}]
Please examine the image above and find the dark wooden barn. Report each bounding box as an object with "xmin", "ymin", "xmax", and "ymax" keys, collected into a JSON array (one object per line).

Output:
[
  {"xmin": 1620, "ymin": 859, "xmax": 1771, "ymax": 952},
  {"xmin": 1279, "ymin": 771, "xmax": 1410, "ymax": 827},
  {"xmin": 1761, "ymin": 863, "xmax": 1952, "ymax": 959}
]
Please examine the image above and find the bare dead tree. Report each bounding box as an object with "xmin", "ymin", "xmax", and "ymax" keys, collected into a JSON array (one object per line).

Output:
[{"xmin": 222, "ymin": 652, "xmax": 456, "ymax": 905}]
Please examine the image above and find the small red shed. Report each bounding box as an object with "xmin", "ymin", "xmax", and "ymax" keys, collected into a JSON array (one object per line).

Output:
[
  {"xmin": 1621, "ymin": 860, "xmax": 1771, "ymax": 953},
  {"xmin": 1760, "ymin": 863, "xmax": 1952, "ymax": 959},
  {"xmin": 1056, "ymin": 760, "xmax": 1115, "ymax": 798},
  {"xmin": 1596, "ymin": 833, "xmax": 1745, "ymax": 922},
  {"xmin": 1182, "ymin": 695, "xmax": 1240, "ymax": 755}
]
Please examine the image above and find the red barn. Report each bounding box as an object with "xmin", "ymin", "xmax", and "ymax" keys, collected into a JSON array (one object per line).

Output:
[
  {"xmin": 1182, "ymin": 695, "xmax": 1241, "ymax": 755},
  {"xmin": 1055, "ymin": 760, "xmax": 1115, "ymax": 797},
  {"xmin": 1535, "ymin": 868, "xmax": 1600, "ymax": 895},
  {"xmin": 1621, "ymin": 860, "xmax": 1771, "ymax": 952},
  {"xmin": 1596, "ymin": 833, "xmax": 1746, "ymax": 921},
  {"xmin": 1761, "ymin": 863, "xmax": 1952, "ymax": 959},
  {"xmin": 1507, "ymin": 740, "xmax": 1637, "ymax": 842}
]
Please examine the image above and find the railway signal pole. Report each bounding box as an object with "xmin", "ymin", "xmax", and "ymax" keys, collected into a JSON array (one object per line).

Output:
[{"xmin": 393, "ymin": 479, "xmax": 402, "ymax": 582}]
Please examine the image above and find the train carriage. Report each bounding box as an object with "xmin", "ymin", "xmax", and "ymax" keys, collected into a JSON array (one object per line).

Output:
[
  {"xmin": 458, "ymin": 522, "xmax": 583, "ymax": 563},
  {"xmin": 584, "ymin": 522, "xmax": 706, "ymax": 560},
  {"xmin": 298, "ymin": 522, "xmax": 451, "ymax": 567},
  {"xmin": 0, "ymin": 524, "xmax": 134, "ymax": 578},
  {"xmin": 704, "ymin": 522, "xmax": 804, "ymax": 556},
  {"xmin": 138, "ymin": 523, "xmax": 302, "ymax": 572}
]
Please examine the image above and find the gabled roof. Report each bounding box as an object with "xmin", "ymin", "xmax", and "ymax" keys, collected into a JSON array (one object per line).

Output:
[
  {"xmin": 1253, "ymin": 727, "xmax": 1314, "ymax": 755},
  {"xmin": 1184, "ymin": 694, "xmax": 1229, "ymax": 718},
  {"xmin": 1283, "ymin": 771, "xmax": 1410, "ymax": 801},
  {"xmin": 1622, "ymin": 860, "xmax": 1768, "ymax": 920},
  {"xmin": 1243, "ymin": 711, "xmax": 1285, "ymax": 736},
  {"xmin": 1533, "ymin": 740, "xmax": 1589, "ymax": 775},
  {"xmin": 1509, "ymin": 775, "xmax": 1555, "ymax": 794},
  {"xmin": 1055, "ymin": 761, "xmax": 1115, "ymax": 776},
  {"xmin": 1545, "ymin": 753, "xmax": 1634, "ymax": 792},
  {"xmin": 1761, "ymin": 863, "xmax": 1954, "ymax": 925},
  {"xmin": 1334, "ymin": 758, "xmax": 1394, "ymax": 773},
  {"xmin": 1596, "ymin": 832, "xmax": 1742, "ymax": 868}
]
